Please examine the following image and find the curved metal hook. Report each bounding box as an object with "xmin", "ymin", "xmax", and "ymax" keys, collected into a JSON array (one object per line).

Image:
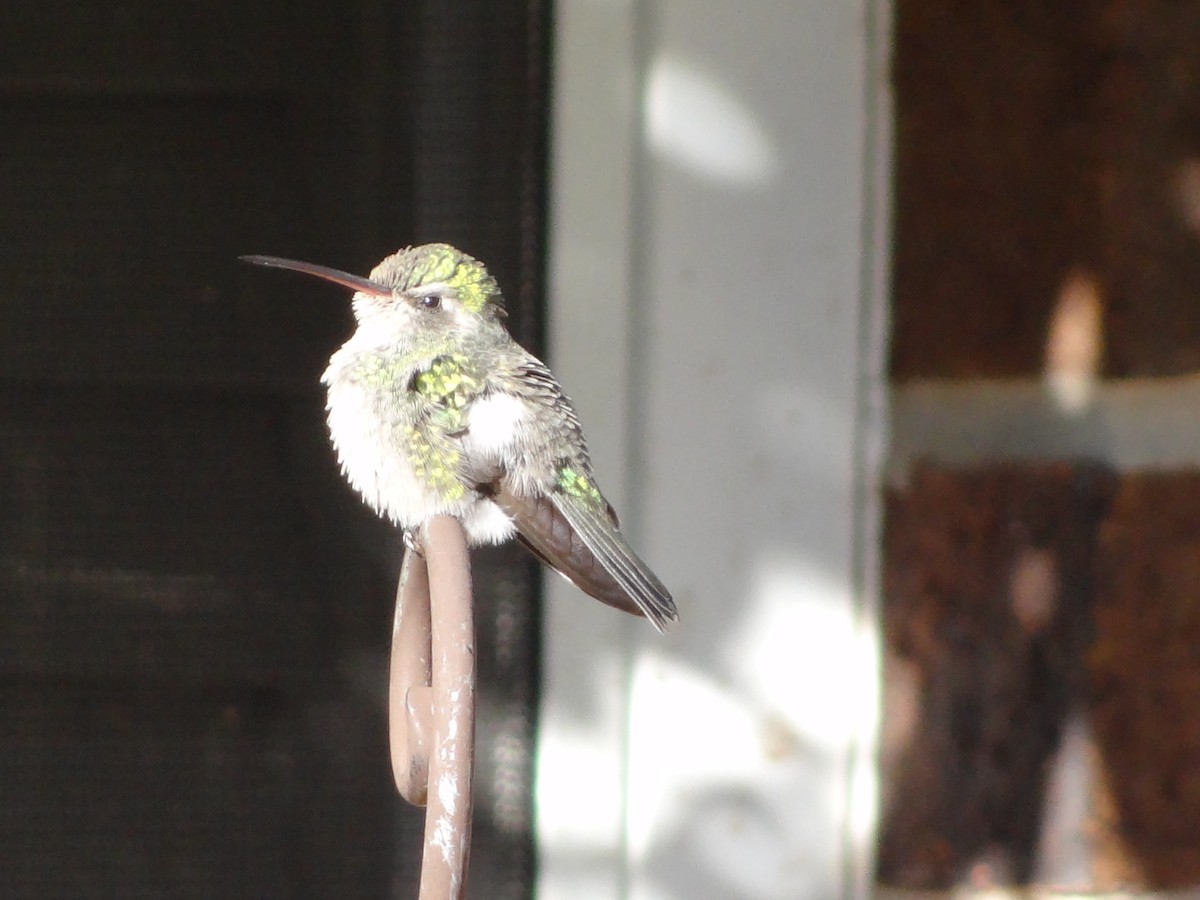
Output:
[{"xmin": 388, "ymin": 516, "xmax": 476, "ymax": 899}]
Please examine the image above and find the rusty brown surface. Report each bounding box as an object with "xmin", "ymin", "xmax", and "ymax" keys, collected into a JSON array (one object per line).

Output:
[
  {"xmin": 1090, "ymin": 473, "xmax": 1200, "ymax": 888},
  {"xmin": 891, "ymin": 1, "xmax": 1200, "ymax": 380},
  {"xmin": 880, "ymin": 462, "xmax": 1116, "ymax": 888},
  {"xmin": 881, "ymin": 463, "xmax": 1200, "ymax": 891}
]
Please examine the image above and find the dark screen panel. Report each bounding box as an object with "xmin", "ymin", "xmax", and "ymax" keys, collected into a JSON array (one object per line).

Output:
[{"xmin": 0, "ymin": 0, "xmax": 549, "ymax": 896}]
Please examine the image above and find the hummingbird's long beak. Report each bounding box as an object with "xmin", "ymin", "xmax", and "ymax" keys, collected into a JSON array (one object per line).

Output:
[{"xmin": 240, "ymin": 255, "xmax": 393, "ymax": 297}]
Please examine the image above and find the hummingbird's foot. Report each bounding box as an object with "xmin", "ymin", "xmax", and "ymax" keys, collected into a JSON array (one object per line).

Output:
[{"xmin": 403, "ymin": 527, "xmax": 426, "ymax": 558}]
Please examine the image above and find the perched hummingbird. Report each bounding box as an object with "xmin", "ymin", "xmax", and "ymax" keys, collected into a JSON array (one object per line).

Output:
[{"xmin": 242, "ymin": 244, "xmax": 677, "ymax": 631}]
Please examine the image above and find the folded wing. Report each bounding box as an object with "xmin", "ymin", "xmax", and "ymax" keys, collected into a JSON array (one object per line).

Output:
[{"xmin": 495, "ymin": 485, "xmax": 678, "ymax": 632}]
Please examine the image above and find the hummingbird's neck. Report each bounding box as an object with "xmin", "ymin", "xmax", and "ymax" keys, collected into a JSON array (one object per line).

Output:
[
  {"xmin": 350, "ymin": 316, "xmax": 452, "ymax": 352},
  {"xmin": 323, "ymin": 317, "xmax": 447, "ymax": 379}
]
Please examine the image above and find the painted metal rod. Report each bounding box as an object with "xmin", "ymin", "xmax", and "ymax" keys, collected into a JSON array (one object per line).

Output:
[
  {"xmin": 388, "ymin": 515, "xmax": 476, "ymax": 899},
  {"xmin": 391, "ymin": 543, "xmax": 433, "ymax": 804}
]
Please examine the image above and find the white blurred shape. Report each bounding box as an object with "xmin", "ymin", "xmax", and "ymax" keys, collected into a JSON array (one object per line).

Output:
[
  {"xmin": 1010, "ymin": 547, "xmax": 1058, "ymax": 636},
  {"xmin": 728, "ymin": 554, "xmax": 866, "ymax": 750},
  {"xmin": 879, "ymin": 651, "xmax": 920, "ymax": 817},
  {"xmin": 627, "ymin": 651, "xmax": 836, "ymax": 900},
  {"xmin": 1034, "ymin": 713, "xmax": 1099, "ymax": 888},
  {"xmin": 1044, "ymin": 268, "xmax": 1104, "ymax": 415},
  {"xmin": 645, "ymin": 56, "xmax": 780, "ymax": 187},
  {"xmin": 625, "ymin": 553, "xmax": 879, "ymax": 898},
  {"xmin": 536, "ymin": 631, "xmax": 629, "ymax": 900}
]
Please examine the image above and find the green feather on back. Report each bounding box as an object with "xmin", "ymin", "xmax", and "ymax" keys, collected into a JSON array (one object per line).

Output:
[{"xmin": 555, "ymin": 464, "xmax": 604, "ymax": 508}]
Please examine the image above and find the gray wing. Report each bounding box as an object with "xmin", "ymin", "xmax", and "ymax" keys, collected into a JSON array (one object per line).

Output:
[{"xmin": 486, "ymin": 356, "xmax": 678, "ymax": 631}]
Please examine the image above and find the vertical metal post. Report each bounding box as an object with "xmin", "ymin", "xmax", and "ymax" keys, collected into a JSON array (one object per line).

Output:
[{"xmin": 389, "ymin": 515, "xmax": 476, "ymax": 898}]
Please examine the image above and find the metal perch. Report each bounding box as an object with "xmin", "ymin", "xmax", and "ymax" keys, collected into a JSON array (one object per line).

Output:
[{"xmin": 389, "ymin": 515, "xmax": 476, "ymax": 899}]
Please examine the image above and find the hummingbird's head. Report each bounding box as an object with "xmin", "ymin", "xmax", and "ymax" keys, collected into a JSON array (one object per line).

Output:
[
  {"xmin": 363, "ymin": 243, "xmax": 504, "ymax": 330},
  {"xmin": 241, "ymin": 242, "xmax": 506, "ymax": 340}
]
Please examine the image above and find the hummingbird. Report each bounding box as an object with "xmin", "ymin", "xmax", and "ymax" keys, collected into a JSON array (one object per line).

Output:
[{"xmin": 241, "ymin": 244, "xmax": 677, "ymax": 631}]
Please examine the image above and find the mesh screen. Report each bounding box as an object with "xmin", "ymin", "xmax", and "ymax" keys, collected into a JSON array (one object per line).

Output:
[{"xmin": 0, "ymin": 1, "xmax": 549, "ymax": 896}]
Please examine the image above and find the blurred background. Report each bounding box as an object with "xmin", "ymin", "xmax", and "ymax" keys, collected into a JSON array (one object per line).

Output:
[
  {"xmin": 6, "ymin": 1, "xmax": 1200, "ymax": 899},
  {"xmin": 0, "ymin": 2, "xmax": 546, "ymax": 897},
  {"xmin": 882, "ymin": 3, "xmax": 1200, "ymax": 897}
]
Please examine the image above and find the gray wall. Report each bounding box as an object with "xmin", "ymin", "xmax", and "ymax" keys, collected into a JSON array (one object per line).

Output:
[{"xmin": 541, "ymin": 2, "xmax": 892, "ymax": 897}]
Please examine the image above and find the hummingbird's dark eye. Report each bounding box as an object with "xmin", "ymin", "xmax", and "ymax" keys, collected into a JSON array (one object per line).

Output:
[{"xmin": 419, "ymin": 294, "xmax": 442, "ymax": 310}]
